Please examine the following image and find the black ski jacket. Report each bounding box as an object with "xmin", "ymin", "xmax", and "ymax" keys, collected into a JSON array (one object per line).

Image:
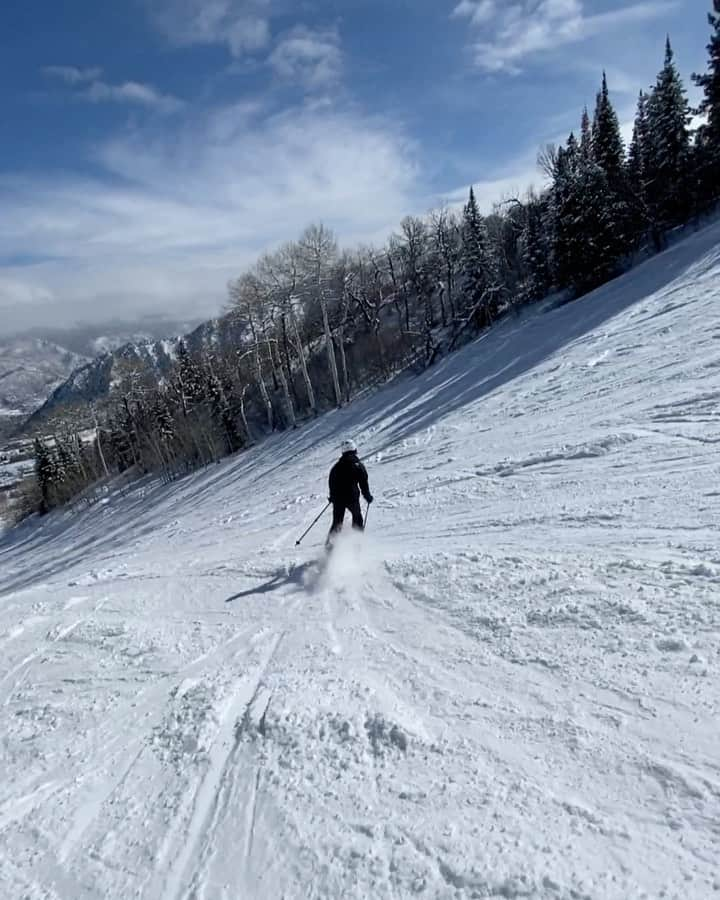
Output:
[{"xmin": 329, "ymin": 451, "xmax": 372, "ymax": 506}]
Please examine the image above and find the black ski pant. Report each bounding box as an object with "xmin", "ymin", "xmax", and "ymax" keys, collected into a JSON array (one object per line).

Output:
[{"xmin": 330, "ymin": 499, "xmax": 364, "ymax": 534}]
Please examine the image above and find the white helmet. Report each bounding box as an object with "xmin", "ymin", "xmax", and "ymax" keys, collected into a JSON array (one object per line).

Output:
[{"xmin": 340, "ymin": 439, "xmax": 357, "ymax": 454}]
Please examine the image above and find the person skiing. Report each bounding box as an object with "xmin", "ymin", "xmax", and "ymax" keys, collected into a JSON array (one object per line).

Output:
[{"xmin": 328, "ymin": 439, "xmax": 373, "ymax": 539}]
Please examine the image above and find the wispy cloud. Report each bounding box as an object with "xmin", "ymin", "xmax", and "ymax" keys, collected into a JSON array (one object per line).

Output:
[
  {"xmin": 42, "ymin": 65, "xmax": 103, "ymax": 85},
  {"xmin": 452, "ymin": 0, "xmax": 497, "ymax": 27},
  {"xmin": 145, "ymin": 0, "xmax": 271, "ymax": 57},
  {"xmin": 85, "ymin": 81, "xmax": 183, "ymax": 113},
  {"xmin": 270, "ymin": 27, "xmax": 342, "ymax": 90},
  {"xmin": 43, "ymin": 66, "xmax": 183, "ymax": 113},
  {"xmin": 442, "ymin": 151, "xmax": 547, "ymax": 214},
  {"xmin": 0, "ymin": 104, "xmax": 418, "ymax": 331},
  {"xmin": 454, "ymin": 0, "xmax": 679, "ymax": 74}
]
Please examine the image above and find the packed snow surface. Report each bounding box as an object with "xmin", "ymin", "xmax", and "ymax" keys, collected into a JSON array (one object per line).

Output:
[{"xmin": 1, "ymin": 222, "xmax": 719, "ymax": 899}]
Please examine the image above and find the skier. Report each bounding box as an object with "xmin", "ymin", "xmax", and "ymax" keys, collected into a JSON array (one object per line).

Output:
[{"xmin": 327, "ymin": 439, "xmax": 373, "ymax": 540}]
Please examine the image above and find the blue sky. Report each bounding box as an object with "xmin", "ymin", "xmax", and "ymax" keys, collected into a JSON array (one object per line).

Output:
[{"xmin": 0, "ymin": 0, "xmax": 709, "ymax": 334}]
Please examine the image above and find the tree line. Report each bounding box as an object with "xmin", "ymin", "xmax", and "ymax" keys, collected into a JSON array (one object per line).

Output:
[{"xmin": 27, "ymin": 6, "xmax": 720, "ymax": 519}]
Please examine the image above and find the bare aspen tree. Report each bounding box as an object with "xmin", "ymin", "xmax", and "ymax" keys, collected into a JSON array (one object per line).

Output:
[
  {"xmin": 278, "ymin": 313, "xmax": 296, "ymax": 405},
  {"xmin": 345, "ymin": 248, "xmax": 394, "ymax": 378},
  {"xmin": 261, "ymin": 246, "xmax": 317, "ymax": 415},
  {"xmin": 368, "ymin": 251, "xmax": 394, "ymax": 375},
  {"xmin": 398, "ymin": 216, "xmax": 436, "ymax": 364},
  {"xmin": 229, "ymin": 273, "xmax": 274, "ymax": 431},
  {"xmin": 269, "ymin": 337, "xmax": 296, "ymax": 427},
  {"xmin": 385, "ymin": 242, "xmax": 409, "ymax": 355},
  {"xmin": 72, "ymin": 432, "xmax": 88, "ymax": 482},
  {"xmin": 336, "ymin": 256, "xmax": 353, "ymax": 403},
  {"xmin": 239, "ymin": 384, "xmax": 250, "ymax": 438},
  {"xmin": 249, "ymin": 281, "xmax": 295, "ymax": 429},
  {"xmin": 431, "ymin": 206, "xmax": 460, "ymax": 325},
  {"xmin": 299, "ymin": 223, "xmax": 342, "ymax": 408},
  {"xmin": 91, "ymin": 405, "xmax": 110, "ymax": 478}
]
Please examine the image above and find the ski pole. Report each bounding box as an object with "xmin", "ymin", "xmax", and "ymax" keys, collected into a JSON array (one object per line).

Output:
[
  {"xmin": 295, "ymin": 502, "xmax": 331, "ymax": 547},
  {"xmin": 364, "ymin": 499, "xmax": 372, "ymax": 530}
]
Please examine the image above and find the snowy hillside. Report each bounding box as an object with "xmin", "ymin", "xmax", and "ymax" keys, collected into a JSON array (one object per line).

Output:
[
  {"xmin": 24, "ymin": 316, "xmax": 243, "ymax": 432},
  {"xmin": 0, "ymin": 338, "xmax": 87, "ymax": 423},
  {"xmin": 1, "ymin": 220, "xmax": 719, "ymax": 899},
  {"xmin": 24, "ymin": 340, "xmax": 177, "ymax": 431}
]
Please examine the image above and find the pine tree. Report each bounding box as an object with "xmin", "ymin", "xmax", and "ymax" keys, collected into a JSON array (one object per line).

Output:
[
  {"xmin": 461, "ymin": 187, "xmax": 498, "ymax": 328},
  {"xmin": 120, "ymin": 398, "xmax": 142, "ymax": 469},
  {"xmin": 693, "ymin": 1, "xmax": 720, "ymax": 200},
  {"xmin": 591, "ymin": 73, "xmax": 634, "ymax": 253},
  {"xmin": 580, "ymin": 107, "xmax": 593, "ymax": 164},
  {"xmin": 108, "ymin": 423, "xmax": 133, "ymax": 473},
  {"xmin": 519, "ymin": 196, "xmax": 551, "ymax": 304},
  {"xmin": 550, "ymin": 135, "xmax": 592, "ymax": 290},
  {"xmin": 627, "ymin": 90, "xmax": 654, "ymax": 244},
  {"xmin": 551, "ymin": 130, "xmax": 626, "ymax": 294},
  {"xmin": 206, "ymin": 366, "xmax": 240, "ymax": 453},
  {"xmin": 646, "ymin": 37, "xmax": 692, "ymax": 227},
  {"xmin": 150, "ymin": 394, "xmax": 176, "ymax": 477},
  {"xmin": 33, "ymin": 438, "xmax": 57, "ymax": 513},
  {"xmin": 175, "ymin": 340, "xmax": 205, "ymax": 415},
  {"xmin": 154, "ymin": 396, "xmax": 175, "ymax": 448},
  {"xmin": 628, "ymin": 91, "xmax": 650, "ymax": 188},
  {"xmin": 56, "ymin": 437, "xmax": 79, "ymax": 485},
  {"xmin": 592, "ymin": 72, "xmax": 625, "ymax": 182}
]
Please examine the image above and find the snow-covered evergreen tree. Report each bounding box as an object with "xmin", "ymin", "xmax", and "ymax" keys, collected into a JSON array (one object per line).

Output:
[
  {"xmin": 628, "ymin": 91, "xmax": 650, "ymax": 190},
  {"xmin": 55, "ymin": 437, "xmax": 79, "ymax": 487},
  {"xmin": 626, "ymin": 90, "xmax": 655, "ymax": 244},
  {"xmin": 206, "ymin": 366, "xmax": 240, "ymax": 454},
  {"xmin": 175, "ymin": 340, "xmax": 206, "ymax": 415},
  {"xmin": 550, "ymin": 138, "xmax": 579, "ymax": 289},
  {"xmin": 646, "ymin": 38, "xmax": 693, "ymax": 227},
  {"xmin": 154, "ymin": 396, "xmax": 175, "ymax": 448},
  {"xmin": 519, "ymin": 196, "xmax": 551, "ymax": 304},
  {"xmin": 591, "ymin": 73, "xmax": 633, "ymax": 251},
  {"xmin": 592, "ymin": 73, "xmax": 625, "ymax": 182},
  {"xmin": 580, "ymin": 108, "xmax": 592, "ymax": 164},
  {"xmin": 461, "ymin": 187, "xmax": 498, "ymax": 328},
  {"xmin": 108, "ymin": 423, "xmax": 134, "ymax": 473},
  {"xmin": 693, "ymin": 1, "xmax": 720, "ymax": 200},
  {"xmin": 551, "ymin": 130, "xmax": 626, "ymax": 294},
  {"xmin": 33, "ymin": 438, "xmax": 56, "ymax": 514}
]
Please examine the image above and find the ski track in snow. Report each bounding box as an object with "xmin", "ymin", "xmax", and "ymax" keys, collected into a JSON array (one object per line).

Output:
[{"xmin": 1, "ymin": 221, "xmax": 720, "ymax": 898}]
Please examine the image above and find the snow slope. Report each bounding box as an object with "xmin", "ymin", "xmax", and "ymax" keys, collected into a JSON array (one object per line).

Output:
[{"xmin": 1, "ymin": 220, "xmax": 719, "ymax": 899}]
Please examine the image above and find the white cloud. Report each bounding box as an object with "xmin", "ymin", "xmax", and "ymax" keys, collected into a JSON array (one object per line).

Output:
[
  {"xmin": 270, "ymin": 27, "xmax": 342, "ymax": 90},
  {"xmin": 442, "ymin": 153, "xmax": 548, "ymax": 214},
  {"xmin": 145, "ymin": 0, "xmax": 271, "ymax": 57},
  {"xmin": 452, "ymin": 1, "xmax": 497, "ymax": 26},
  {"xmin": 0, "ymin": 104, "xmax": 418, "ymax": 332},
  {"xmin": 455, "ymin": 0, "xmax": 679, "ymax": 74},
  {"xmin": 85, "ymin": 81, "xmax": 184, "ymax": 113},
  {"xmin": 43, "ymin": 66, "xmax": 183, "ymax": 114},
  {"xmin": 0, "ymin": 276, "xmax": 54, "ymax": 308},
  {"xmin": 42, "ymin": 65, "xmax": 103, "ymax": 85}
]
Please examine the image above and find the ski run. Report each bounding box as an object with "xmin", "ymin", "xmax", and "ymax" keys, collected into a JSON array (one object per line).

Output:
[{"xmin": 1, "ymin": 220, "xmax": 719, "ymax": 899}]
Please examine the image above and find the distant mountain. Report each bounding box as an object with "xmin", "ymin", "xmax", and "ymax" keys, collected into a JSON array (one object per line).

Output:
[
  {"xmin": 10, "ymin": 315, "xmax": 205, "ymax": 359},
  {"xmin": 0, "ymin": 314, "xmax": 205, "ymax": 436},
  {"xmin": 22, "ymin": 315, "xmax": 247, "ymax": 434},
  {"xmin": 24, "ymin": 340, "xmax": 178, "ymax": 433},
  {"xmin": 0, "ymin": 338, "xmax": 88, "ymax": 426}
]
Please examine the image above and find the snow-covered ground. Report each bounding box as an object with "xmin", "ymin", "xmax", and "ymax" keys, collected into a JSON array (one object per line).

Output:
[
  {"xmin": 0, "ymin": 457, "xmax": 32, "ymax": 492},
  {"xmin": 0, "ymin": 338, "xmax": 87, "ymax": 422},
  {"xmin": 1, "ymin": 221, "xmax": 719, "ymax": 899}
]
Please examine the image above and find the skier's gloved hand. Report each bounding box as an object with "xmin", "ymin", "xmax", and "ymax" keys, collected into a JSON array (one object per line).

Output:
[{"xmin": 367, "ymin": 494, "xmax": 374, "ymax": 504}]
